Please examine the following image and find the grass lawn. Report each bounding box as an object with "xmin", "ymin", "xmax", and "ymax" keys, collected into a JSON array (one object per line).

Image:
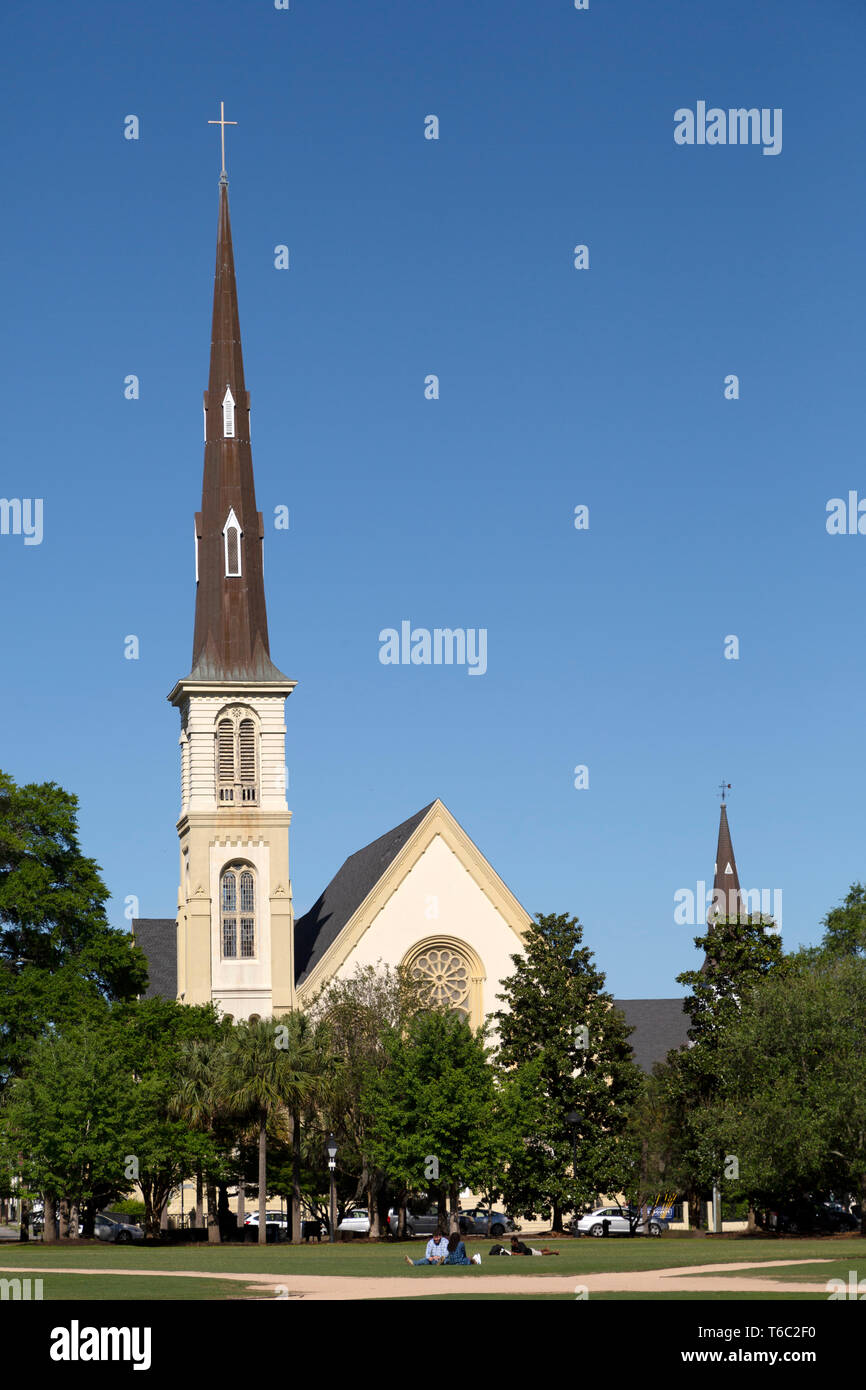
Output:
[
  {"xmin": 4, "ymin": 1274, "xmax": 253, "ymax": 1301},
  {"xmin": 0, "ymin": 1234, "xmax": 861, "ymax": 1281},
  {"xmin": 399, "ymin": 1291, "xmax": 829, "ymax": 1301}
]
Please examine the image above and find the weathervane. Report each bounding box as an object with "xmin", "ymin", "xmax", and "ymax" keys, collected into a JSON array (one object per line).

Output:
[
  {"xmin": 208, "ymin": 100, "xmax": 237, "ymax": 180},
  {"xmin": 718, "ymin": 781, "xmax": 731, "ymax": 803}
]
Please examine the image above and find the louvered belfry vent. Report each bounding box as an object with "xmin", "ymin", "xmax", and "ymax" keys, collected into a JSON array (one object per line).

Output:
[{"xmin": 216, "ymin": 712, "xmax": 258, "ymax": 805}]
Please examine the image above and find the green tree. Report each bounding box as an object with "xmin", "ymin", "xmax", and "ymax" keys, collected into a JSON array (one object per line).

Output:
[
  {"xmin": 0, "ymin": 771, "xmax": 147, "ymax": 1097},
  {"xmin": 217, "ymin": 1014, "xmax": 325, "ymax": 1244},
  {"xmin": 170, "ymin": 1038, "xmax": 227, "ymax": 1243},
  {"xmin": 656, "ymin": 912, "xmax": 786, "ymax": 1226},
  {"xmin": 819, "ymin": 883, "xmax": 866, "ymax": 959},
  {"xmin": 364, "ymin": 1010, "xmax": 505, "ymax": 1232},
  {"xmin": 494, "ymin": 912, "xmax": 643, "ymax": 1231},
  {"xmin": 311, "ymin": 963, "xmax": 423, "ymax": 1237},
  {"xmin": 113, "ymin": 998, "xmax": 225, "ymax": 1238},
  {"xmin": 700, "ymin": 952, "xmax": 866, "ymax": 1232},
  {"xmin": 1, "ymin": 1015, "xmax": 131, "ymax": 1242}
]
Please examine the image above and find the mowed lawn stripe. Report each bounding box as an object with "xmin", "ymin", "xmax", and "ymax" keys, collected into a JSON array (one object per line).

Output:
[{"xmin": 0, "ymin": 1237, "xmax": 860, "ymax": 1279}]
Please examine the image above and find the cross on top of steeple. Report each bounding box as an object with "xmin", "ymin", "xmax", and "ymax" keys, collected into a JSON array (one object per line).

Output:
[{"xmin": 208, "ymin": 101, "xmax": 238, "ymax": 182}]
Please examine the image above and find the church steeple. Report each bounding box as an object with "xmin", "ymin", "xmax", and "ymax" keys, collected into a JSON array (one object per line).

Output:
[
  {"xmin": 709, "ymin": 797, "xmax": 741, "ymax": 924},
  {"xmin": 188, "ymin": 176, "xmax": 288, "ymax": 683}
]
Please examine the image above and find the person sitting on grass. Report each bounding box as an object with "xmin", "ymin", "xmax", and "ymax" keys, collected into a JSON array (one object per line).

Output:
[
  {"xmin": 442, "ymin": 1232, "xmax": 482, "ymax": 1266},
  {"xmin": 509, "ymin": 1235, "xmax": 560, "ymax": 1257},
  {"xmin": 405, "ymin": 1229, "xmax": 449, "ymax": 1266}
]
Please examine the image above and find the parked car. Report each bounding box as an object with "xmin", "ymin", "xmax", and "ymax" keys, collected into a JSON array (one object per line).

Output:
[
  {"xmin": 458, "ymin": 1208, "xmax": 515, "ymax": 1237},
  {"xmin": 572, "ymin": 1205, "xmax": 665, "ymax": 1238},
  {"xmin": 79, "ymin": 1214, "xmax": 145, "ymax": 1244},
  {"xmin": 337, "ymin": 1208, "xmax": 371, "ymax": 1234},
  {"xmin": 243, "ymin": 1211, "xmax": 288, "ymax": 1228},
  {"xmin": 764, "ymin": 1199, "xmax": 859, "ymax": 1235},
  {"xmin": 387, "ymin": 1206, "xmax": 442, "ymax": 1237}
]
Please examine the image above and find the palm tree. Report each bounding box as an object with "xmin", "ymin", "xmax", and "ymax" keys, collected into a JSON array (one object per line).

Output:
[
  {"xmin": 217, "ymin": 1016, "xmax": 320, "ymax": 1245},
  {"xmin": 170, "ymin": 1040, "xmax": 222, "ymax": 1243},
  {"xmin": 278, "ymin": 1012, "xmax": 337, "ymax": 1241}
]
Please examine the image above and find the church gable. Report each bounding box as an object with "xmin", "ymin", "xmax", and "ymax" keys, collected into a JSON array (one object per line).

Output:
[{"xmin": 294, "ymin": 800, "xmax": 529, "ymax": 1024}]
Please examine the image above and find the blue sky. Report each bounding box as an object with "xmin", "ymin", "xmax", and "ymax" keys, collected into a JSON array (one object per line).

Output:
[{"xmin": 2, "ymin": 0, "xmax": 864, "ymax": 996}]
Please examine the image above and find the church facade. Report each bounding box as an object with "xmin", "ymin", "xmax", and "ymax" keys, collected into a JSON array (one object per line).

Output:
[
  {"xmin": 134, "ymin": 165, "xmax": 751, "ymax": 1075},
  {"xmin": 135, "ymin": 169, "xmax": 531, "ymax": 1027}
]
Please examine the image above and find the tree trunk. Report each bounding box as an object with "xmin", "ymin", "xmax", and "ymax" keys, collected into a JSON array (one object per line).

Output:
[
  {"xmin": 207, "ymin": 1176, "xmax": 221, "ymax": 1243},
  {"xmin": 364, "ymin": 1169, "xmax": 379, "ymax": 1239},
  {"xmin": 18, "ymin": 1198, "xmax": 30, "ymax": 1242},
  {"xmin": 195, "ymin": 1164, "xmax": 204, "ymax": 1229},
  {"xmin": 859, "ymin": 1173, "xmax": 866, "ymax": 1237},
  {"xmin": 58, "ymin": 1199, "xmax": 70, "ymax": 1240},
  {"xmin": 449, "ymin": 1182, "xmax": 459, "ymax": 1235},
  {"xmin": 236, "ymin": 1181, "xmax": 245, "ymax": 1229},
  {"xmin": 291, "ymin": 1108, "xmax": 302, "ymax": 1243},
  {"xmin": 552, "ymin": 1199, "xmax": 563, "ymax": 1234},
  {"xmin": 218, "ymin": 1183, "xmax": 231, "ymax": 1240},
  {"xmin": 159, "ymin": 1198, "xmax": 169, "ymax": 1232},
  {"xmin": 69, "ymin": 1200, "xmax": 80, "ymax": 1240},
  {"xmin": 43, "ymin": 1193, "xmax": 57, "ymax": 1244},
  {"xmin": 80, "ymin": 1198, "xmax": 96, "ymax": 1240},
  {"xmin": 258, "ymin": 1114, "xmax": 268, "ymax": 1244}
]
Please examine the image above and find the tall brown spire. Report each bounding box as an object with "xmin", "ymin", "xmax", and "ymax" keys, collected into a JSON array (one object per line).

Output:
[
  {"xmin": 709, "ymin": 801, "xmax": 741, "ymax": 924},
  {"xmin": 188, "ymin": 177, "xmax": 288, "ymax": 683}
]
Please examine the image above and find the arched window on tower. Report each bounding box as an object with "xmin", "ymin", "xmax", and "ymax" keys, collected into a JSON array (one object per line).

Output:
[
  {"xmin": 220, "ymin": 864, "xmax": 256, "ymax": 959},
  {"xmin": 223, "ymin": 507, "xmax": 242, "ymax": 577},
  {"xmin": 215, "ymin": 710, "xmax": 259, "ymax": 805}
]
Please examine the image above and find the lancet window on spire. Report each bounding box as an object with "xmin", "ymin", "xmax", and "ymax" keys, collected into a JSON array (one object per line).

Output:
[
  {"xmin": 223, "ymin": 386, "xmax": 236, "ymax": 438},
  {"xmin": 223, "ymin": 507, "xmax": 242, "ymax": 577}
]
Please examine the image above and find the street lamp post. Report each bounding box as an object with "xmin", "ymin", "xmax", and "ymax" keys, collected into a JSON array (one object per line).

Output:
[{"xmin": 326, "ymin": 1135, "xmax": 338, "ymax": 1244}]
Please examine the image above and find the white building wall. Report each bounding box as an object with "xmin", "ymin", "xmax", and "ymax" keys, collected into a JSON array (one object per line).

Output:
[{"xmin": 333, "ymin": 833, "xmax": 523, "ymax": 1018}]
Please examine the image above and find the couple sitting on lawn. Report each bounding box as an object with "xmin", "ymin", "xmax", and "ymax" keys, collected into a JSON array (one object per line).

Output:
[{"xmin": 405, "ymin": 1229, "xmax": 482, "ymax": 1267}]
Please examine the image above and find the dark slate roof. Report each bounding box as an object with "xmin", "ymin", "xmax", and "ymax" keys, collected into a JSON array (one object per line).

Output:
[
  {"xmin": 133, "ymin": 919, "xmax": 177, "ymax": 1000},
  {"xmin": 294, "ymin": 803, "xmax": 435, "ymax": 987},
  {"xmin": 613, "ymin": 997, "xmax": 691, "ymax": 1073}
]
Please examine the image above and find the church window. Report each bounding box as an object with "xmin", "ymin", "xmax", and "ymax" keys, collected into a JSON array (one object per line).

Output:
[
  {"xmin": 223, "ymin": 507, "xmax": 242, "ymax": 577},
  {"xmin": 409, "ymin": 945, "xmax": 472, "ymax": 1020},
  {"xmin": 223, "ymin": 386, "xmax": 235, "ymax": 438},
  {"xmin": 216, "ymin": 710, "xmax": 258, "ymax": 805},
  {"xmin": 220, "ymin": 864, "xmax": 256, "ymax": 959}
]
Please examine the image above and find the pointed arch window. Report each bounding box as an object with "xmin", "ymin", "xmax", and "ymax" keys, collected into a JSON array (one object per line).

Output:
[
  {"xmin": 223, "ymin": 386, "xmax": 236, "ymax": 438},
  {"xmin": 223, "ymin": 507, "xmax": 242, "ymax": 578},
  {"xmin": 220, "ymin": 864, "xmax": 256, "ymax": 959},
  {"xmin": 216, "ymin": 711, "xmax": 258, "ymax": 804}
]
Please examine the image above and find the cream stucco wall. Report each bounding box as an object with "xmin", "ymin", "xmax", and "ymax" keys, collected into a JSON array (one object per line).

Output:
[{"xmin": 331, "ymin": 832, "xmax": 524, "ymax": 1021}]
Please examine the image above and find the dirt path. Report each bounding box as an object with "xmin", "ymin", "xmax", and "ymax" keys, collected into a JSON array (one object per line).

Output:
[{"xmin": 0, "ymin": 1257, "xmax": 836, "ymax": 1300}]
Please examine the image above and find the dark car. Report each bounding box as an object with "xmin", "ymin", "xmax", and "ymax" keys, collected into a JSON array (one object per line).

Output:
[
  {"xmin": 387, "ymin": 1206, "xmax": 442, "ymax": 1237},
  {"xmin": 458, "ymin": 1208, "xmax": 515, "ymax": 1238}
]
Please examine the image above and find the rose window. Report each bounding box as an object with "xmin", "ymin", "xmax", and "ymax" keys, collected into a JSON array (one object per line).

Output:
[{"xmin": 411, "ymin": 946, "xmax": 471, "ymax": 1017}]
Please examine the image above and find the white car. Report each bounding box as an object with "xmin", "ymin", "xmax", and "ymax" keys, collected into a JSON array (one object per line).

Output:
[
  {"xmin": 574, "ymin": 1206, "xmax": 664, "ymax": 1238},
  {"xmin": 243, "ymin": 1211, "xmax": 288, "ymax": 1228},
  {"xmin": 337, "ymin": 1208, "xmax": 371, "ymax": 1234}
]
